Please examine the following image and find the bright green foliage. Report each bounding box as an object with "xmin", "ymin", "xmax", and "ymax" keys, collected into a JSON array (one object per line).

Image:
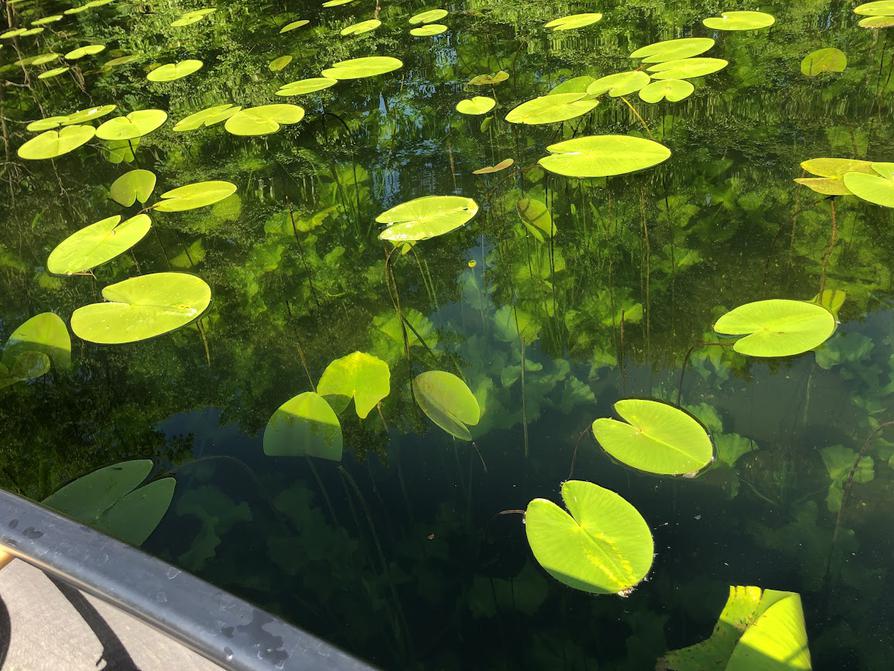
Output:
[
  {"xmin": 96, "ymin": 110, "xmax": 168, "ymax": 140},
  {"xmin": 154, "ymin": 181, "xmax": 237, "ymax": 212},
  {"xmin": 65, "ymin": 44, "xmax": 105, "ymax": 59},
  {"xmin": 377, "ymin": 195, "xmax": 479, "ymax": 241},
  {"xmin": 843, "ymin": 162, "xmax": 894, "ymax": 207},
  {"xmin": 64, "ymin": 105, "xmax": 117, "ymax": 125},
  {"xmin": 549, "ymin": 76, "xmax": 596, "ymax": 94},
  {"xmin": 263, "ymin": 391, "xmax": 343, "ymax": 460},
  {"xmin": 538, "ymin": 135, "xmax": 672, "ymax": 178},
  {"xmin": 3, "ymin": 312, "xmax": 71, "ymax": 372},
  {"xmin": 639, "ymin": 79, "xmax": 694, "ymax": 103},
  {"xmin": 32, "ymin": 15, "xmax": 63, "ymax": 25},
  {"xmin": 801, "ymin": 48, "xmax": 847, "ymax": 76},
  {"xmin": 525, "ymin": 480, "xmax": 654, "ymax": 595},
  {"xmin": 71, "ymin": 272, "xmax": 212, "ymax": 344},
  {"xmin": 276, "ymin": 78, "xmax": 338, "ymax": 96},
  {"xmin": 634, "ymin": 37, "xmax": 712, "ymax": 61},
  {"xmin": 409, "ymin": 9, "xmax": 448, "ymax": 24},
  {"xmin": 593, "ymin": 399, "xmax": 714, "ymax": 475},
  {"xmin": 456, "ymin": 96, "xmax": 495, "ymax": 115},
  {"xmin": 47, "ymin": 214, "xmax": 151, "ymax": 275},
  {"xmin": 322, "ymin": 56, "xmax": 403, "ymax": 79},
  {"xmin": 516, "ymin": 197, "xmax": 556, "ymax": 241},
  {"xmin": 341, "ymin": 19, "xmax": 381, "ymax": 36},
  {"xmin": 647, "ymin": 57, "xmax": 728, "ymax": 80},
  {"xmin": 110, "ymin": 169, "xmax": 156, "ymax": 206},
  {"xmin": 713, "ymin": 299, "xmax": 837, "ymax": 357},
  {"xmin": 268, "ymin": 55, "xmax": 293, "ymax": 72},
  {"xmin": 103, "ymin": 55, "xmax": 141, "ymax": 69},
  {"xmin": 224, "ymin": 104, "xmax": 304, "ymax": 136},
  {"xmin": 323, "ymin": 0, "xmax": 354, "ymax": 6},
  {"xmin": 17, "ymin": 125, "xmax": 95, "ymax": 160},
  {"xmin": 174, "ymin": 104, "xmax": 241, "ymax": 132},
  {"xmin": 544, "ymin": 13, "xmax": 603, "ymax": 31},
  {"xmin": 505, "ymin": 93, "xmax": 598, "ymax": 124},
  {"xmin": 859, "ymin": 15, "xmax": 894, "ymax": 28},
  {"xmin": 38, "ymin": 67, "xmax": 69, "ymax": 79},
  {"xmin": 279, "ymin": 19, "xmax": 310, "ymax": 33},
  {"xmin": 26, "ymin": 116, "xmax": 68, "ymax": 132},
  {"xmin": 147, "ymin": 59, "xmax": 203, "ymax": 82},
  {"xmin": 854, "ymin": 1, "xmax": 894, "ymax": 15},
  {"xmin": 821, "ymin": 445, "xmax": 874, "ymax": 512},
  {"xmin": 317, "ymin": 351, "xmax": 390, "ymax": 418},
  {"xmin": 703, "ymin": 11, "xmax": 776, "ymax": 31},
  {"xmin": 171, "ymin": 8, "xmax": 216, "ymax": 27},
  {"xmin": 410, "ymin": 24, "xmax": 447, "ymax": 36},
  {"xmin": 468, "ymin": 71, "xmax": 509, "ymax": 86},
  {"xmin": 412, "ymin": 370, "xmax": 480, "ymax": 440},
  {"xmin": 587, "ymin": 71, "xmax": 651, "ymax": 97},
  {"xmin": 796, "ymin": 157, "xmax": 874, "ymax": 195}
]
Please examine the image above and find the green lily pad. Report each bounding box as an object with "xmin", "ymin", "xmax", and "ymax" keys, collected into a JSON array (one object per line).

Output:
[
  {"xmin": 456, "ymin": 96, "xmax": 495, "ymax": 115},
  {"xmin": 409, "ymin": 8, "xmax": 448, "ymax": 24},
  {"xmin": 843, "ymin": 162, "xmax": 894, "ymax": 207},
  {"xmin": 545, "ymin": 13, "xmax": 603, "ymax": 31},
  {"xmin": 703, "ymin": 11, "xmax": 775, "ymax": 31},
  {"xmin": 276, "ymin": 77, "xmax": 338, "ymax": 96},
  {"xmin": 147, "ymin": 59, "xmax": 203, "ymax": 82},
  {"xmin": 638, "ymin": 78, "xmax": 694, "ymax": 103},
  {"xmin": 171, "ymin": 8, "xmax": 215, "ymax": 27},
  {"xmin": 0, "ymin": 351, "xmax": 51, "ymax": 389},
  {"xmin": 153, "ymin": 180, "xmax": 237, "ymax": 212},
  {"xmin": 65, "ymin": 44, "xmax": 105, "ymax": 59},
  {"xmin": 593, "ymin": 399, "xmax": 714, "ymax": 476},
  {"xmin": 855, "ymin": 1, "xmax": 894, "ymax": 15},
  {"xmin": 322, "ymin": 56, "xmax": 403, "ymax": 80},
  {"xmin": 538, "ymin": 135, "xmax": 672, "ymax": 178},
  {"xmin": 801, "ymin": 48, "xmax": 847, "ymax": 76},
  {"xmin": 859, "ymin": 15, "xmax": 894, "ymax": 27},
  {"xmin": 20, "ymin": 28, "xmax": 45, "ymax": 37},
  {"xmin": 38, "ymin": 67, "xmax": 70, "ymax": 79},
  {"xmin": 71, "ymin": 272, "xmax": 212, "ymax": 344},
  {"xmin": 647, "ymin": 57, "xmax": 728, "ymax": 80},
  {"xmin": 103, "ymin": 55, "xmax": 141, "ymax": 69},
  {"xmin": 323, "ymin": 0, "xmax": 353, "ymax": 6},
  {"xmin": 631, "ymin": 37, "xmax": 715, "ymax": 63},
  {"xmin": 505, "ymin": 93, "xmax": 598, "ymax": 124},
  {"xmin": 173, "ymin": 104, "xmax": 241, "ymax": 132},
  {"xmin": 412, "ymin": 370, "xmax": 481, "ymax": 441},
  {"xmin": 264, "ymin": 391, "xmax": 343, "ymax": 460},
  {"xmin": 268, "ymin": 55, "xmax": 292, "ymax": 72},
  {"xmin": 32, "ymin": 15, "xmax": 63, "ymax": 25},
  {"xmin": 26, "ymin": 116, "xmax": 68, "ymax": 131},
  {"xmin": 63, "ymin": 104, "xmax": 117, "ymax": 125},
  {"xmin": 549, "ymin": 76, "xmax": 596, "ymax": 95},
  {"xmin": 18, "ymin": 125, "xmax": 95, "ymax": 160},
  {"xmin": 586, "ymin": 71, "xmax": 651, "ymax": 97},
  {"xmin": 410, "ymin": 24, "xmax": 447, "ymax": 36},
  {"xmin": 3, "ymin": 312, "xmax": 71, "ymax": 371},
  {"xmin": 29, "ymin": 52, "xmax": 61, "ymax": 65},
  {"xmin": 224, "ymin": 104, "xmax": 304, "ymax": 136},
  {"xmin": 96, "ymin": 109, "xmax": 167, "ymax": 141},
  {"xmin": 713, "ymin": 299, "xmax": 836, "ymax": 357},
  {"xmin": 517, "ymin": 197, "xmax": 556, "ymax": 241},
  {"xmin": 377, "ymin": 195, "xmax": 479, "ymax": 241},
  {"xmin": 468, "ymin": 71, "xmax": 509, "ymax": 86},
  {"xmin": 0, "ymin": 29, "xmax": 26, "ymax": 39},
  {"xmin": 473, "ymin": 158, "xmax": 514, "ymax": 175},
  {"xmin": 525, "ymin": 480, "xmax": 654, "ymax": 595},
  {"xmin": 795, "ymin": 157, "xmax": 874, "ymax": 195},
  {"xmin": 317, "ymin": 351, "xmax": 390, "ymax": 419},
  {"xmin": 280, "ymin": 18, "xmax": 309, "ymax": 33},
  {"xmin": 341, "ymin": 19, "xmax": 381, "ymax": 36},
  {"xmin": 47, "ymin": 214, "xmax": 151, "ymax": 275}
]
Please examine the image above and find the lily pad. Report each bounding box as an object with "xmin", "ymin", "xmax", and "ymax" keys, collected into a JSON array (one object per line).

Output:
[
  {"xmin": 473, "ymin": 158, "xmax": 513, "ymax": 175},
  {"xmin": 410, "ymin": 24, "xmax": 447, "ymax": 36},
  {"xmin": 341, "ymin": 19, "xmax": 381, "ymax": 36},
  {"xmin": 322, "ymin": 56, "xmax": 403, "ymax": 80},
  {"xmin": 96, "ymin": 109, "xmax": 167, "ymax": 141},
  {"xmin": 468, "ymin": 71, "xmax": 509, "ymax": 86},
  {"xmin": 147, "ymin": 59, "xmax": 203, "ymax": 82},
  {"xmin": 3, "ymin": 312, "xmax": 71, "ymax": 371},
  {"xmin": 0, "ymin": 29, "xmax": 26, "ymax": 39},
  {"xmin": 71, "ymin": 272, "xmax": 212, "ymax": 344},
  {"xmin": 32, "ymin": 15, "xmax": 63, "ymax": 25},
  {"xmin": 38, "ymin": 67, "xmax": 69, "ymax": 79},
  {"xmin": 377, "ymin": 195, "xmax": 479, "ymax": 242},
  {"xmin": 110, "ymin": 169, "xmax": 156, "ymax": 206},
  {"xmin": 505, "ymin": 93, "xmax": 598, "ymax": 124},
  {"xmin": 538, "ymin": 135, "xmax": 672, "ymax": 178},
  {"xmin": 647, "ymin": 57, "xmax": 728, "ymax": 80},
  {"xmin": 801, "ymin": 48, "xmax": 847, "ymax": 76},
  {"xmin": 48, "ymin": 214, "xmax": 152, "ymax": 275},
  {"xmin": 854, "ymin": 1, "xmax": 894, "ymax": 15},
  {"xmin": 593, "ymin": 399, "xmax": 714, "ymax": 476},
  {"xmin": 859, "ymin": 15, "xmax": 894, "ymax": 28},
  {"xmin": 280, "ymin": 19, "xmax": 310, "ymax": 33},
  {"xmin": 268, "ymin": 55, "xmax": 293, "ymax": 72},
  {"xmin": 153, "ymin": 181, "xmax": 237, "ymax": 212},
  {"xmin": 65, "ymin": 44, "xmax": 105, "ymax": 60},
  {"xmin": 322, "ymin": 0, "xmax": 354, "ymax": 6},
  {"xmin": 544, "ymin": 13, "xmax": 603, "ymax": 31},
  {"xmin": 276, "ymin": 77, "xmax": 337, "ymax": 96},
  {"xmin": 409, "ymin": 9, "xmax": 448, "ymax": 24},
  {"xmin": 456, "ymin": 96, "xmax": 495, "ymax": 115},
  {"xmin": 525, "ymin": 480, "xmax": 654, "ymax": 595},
  {"xmin": 224, "ymin": 104, "xmax": 304, "ymax": 136},
  {"xmin": 549, "ymin": 76, "xmax": 596, "ymax": 95},
  {"xmin": 713, "ymin": 299, "xmax": 836, "ymax": 357},
  {"xmin": 631, "ymin": 37, "xmax": 716, "ymax": 63},
  {"xmin": 586, "ymin": 71, "xmax": 651, "ymax": 97},
  {"xmin": 63, "ymin": 104, "xmax": 117, "ymax": 125},
  {"xmin": 26, "ymin": 116, "xmax": 68, "ymax": 131},
  {"xmin": 703, "ymin": 11, "xmax": 775, "ymax": 31},
  {"xmin": 517, "ymin": 197, "xmax": 556, "ymax": 240},
  {"xmin": 412, "ymin": 370, "xmax": 480, "ymax": 441},
  {"xmin": 103, "ymin": 55, "xmax": 141, "ymax": 69},
  {"xmin": 173, "ymin": 104, "xmax": 241, "ymax": 132},
  {"xmin": 171, "ymin": 8, "xmax": 215, "ymax": 27},
  {"xmin": 795, "ymin": 157, "xmax": 874, "ymax": 195},
  {"xmin": 317, "ymin": 351, "xmax": 390, "ymax": 419},
  {"xmin": 263, "ymin": 391, "xmax": 343, "ymax": 460},
  {"xmin": 843, "ymin": 162, "xmax": 894, "ymax": 207},
  {"xmin": 18, "ymin": 125, "xmax": 95, "ymax": 160},
  {"xmin": 638, "ymin": 79, "xmax": 694, "ymax": 103}
]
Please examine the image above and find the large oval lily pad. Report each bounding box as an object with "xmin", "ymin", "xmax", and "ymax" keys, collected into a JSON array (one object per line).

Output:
[
  {"xmin": 18, "ymin": 125, "xmax": 95, "ymax": 160},
  {"xmin": 545, "ymin": 13, "xmax": 603, "ymax": 31},
  {"xmin": 147, "ymin": 59, "xmax": 203, "ymax": 82},
  {"xmin": 409, "ymin": 8, "xmax": 448, "ymax": 24},
  {"xmin": 317, "ymin": 351, "xmax": 390, "ymax": 419},
  {"xmin": 505, "ymin": 93, "xmax": 598, "ymax": 125},
  {"xmin": 224, "ymin": 104, "xmax": 304, "ymax": 136},
  {"xmin": 280, "ymin": 19, "xmax": 310, "ymax": 33},
  {"xmin": 63, "ymin": 104, "xmax": 117, "ymax": 126},
  {"xmin": 171, "ymin": 8, "xmax": 216, "ymax": 27},
  {"xmin": 713, "ymin": 299, "xmax": 836, "ymax": 357},
  {"xmin": 854, "ymin": 1, "xmax": 894, "ymax": 15},
  {"xmin": 276, "ymin": 78, "xmax": 338, "ymax": 96},
  {"xmin": 412, "ymin": 370, "xmax": 481, "ymax": 441},
  {"xmin": 38, "ymin": 67, "xmax": 70, "ymax": 80},
  {"xmin": 322, "ymin": 56, "xmax": 403, "ymax": 80},
  {"xmin": 410, "ymin": 24, "xmax": 447, "ymax": 36},
  {"xmin": 377, "ymin": 195, "xmax": 478, "ymax": 241},
  {"xmin": 173, "ymin": 104, "xmax": 241, "ymax": 132},
  {"xmin": 341, "ymin": 19, "xmax": 381, "ymax": 36},
  {"xmin": 65, "ymin": 44, "xmax": 105, "ymax": 59},
  {"xmin": 538, "ymin": 135, "xmax": 672, "ymax": 178},
  {"xmin": 525, "ymin": 480, "xmax": 654, "ymax": 595},
  {"xmin": 796, "ymin": 157, "xmax": 874, "ymax": 196},
  {"xmin": 703, "ymin": 11, "xmax": 775, "ymax": 31},
  {"xmin": 96, "ymin": 110, "xmax": 168, "ymax": 141},
  {"xmin": 263, "ymin": 391, "xmax": 343, "ymax": 460},
  {"xmin": 48, "ymin": 214, "xmax": 152, "ymax": 275},
  {"xmin": 631, "ymin": 37, "xmax": 715, "ymax": 63},
  {"xmin": 647, "ymin": 57, "xmax": 728, "ymax": 80},
  {"xmin": 153, "ymin": 180, "xmax": 237, "ymax": 212}
]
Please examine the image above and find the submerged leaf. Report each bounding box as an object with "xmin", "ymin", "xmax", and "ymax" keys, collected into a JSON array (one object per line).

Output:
[
  {"xmin": 264, "ymin": 391, "xmax": 343, "ymax": 460},
  {"xmin": 468, "ymin": 71, "xmax": 509, "ymax": 86},
  {"xmin": 801, "ymin": 48, "xmax": 847, "ymax": 76},
  {"xmin": 317, "ymin": 352, "xmax": 390, "ymax": 418},
  {"xmin": 413, "ymin": 370, "xmax": 480, "ymax": 440},
  {"xmin": 517, "ymin": 197, "xmax": 556, "ymax": 240},
  {"xmin": 3, "ymin": 313, "xmax": 71, "ymax": 371}
]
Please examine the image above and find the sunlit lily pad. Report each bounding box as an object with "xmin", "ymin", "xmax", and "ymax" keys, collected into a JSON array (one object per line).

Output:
[
  {"xmin": 539, "ymin": 135, "xmax": 672, "ymax": 178},
  {"xmin": 647, "ymin": 57, "xmax": 728, "ymax": 80},
  {"xmin": 505, "ymin": 93, "xmax": 598, "ymax": 125},
  {"xmin": 20, "ymin": 28, "xmax": 45, "ymax": 37},
  {"xmin": 47, "ymin": 214, "xmax": 152, "ymax": 275},
  {"xmin": 801, "ymin": 48, "xmax": 847, "ymax": 76},
  {"xmin": 103, "ymin": 55, "xmax": 141, "ymax": 69},
  {"xmin": 317, "ymin": 351, "xmax": 390, "ymax": 419},
  {"xmin": 153, "ymin": 181, "xmax": 237, "ymax": 212},
  {"xmin": 341, "ymin": 19, "xmax": 381, "ymax": 36},
  {"xmin": 517, "ymin": 197, "xmax": 555, "ymax": 240},
  {"xmin": 593, "ymin": 399, "xmax": 714, "ymax": 476},
  {"xmin": 32, "ymin": 15, "xmax": 63, "ymax": 25},
  {"xmin": 96, "ymin": 109, "xmax": 167, "ymax": 140},
  {"xmin": 586, "ymin": 71, "xmax": 651, "ymax": 97},
  {"xmin": 171, "ymin": 8, "xmax": 215, "ymax": 27},
  {"xmin": 473, "ymin": 158, "xmax": 513, "ymax": 175},
  {"xmin": 26, "ymin": 116, "xmax": 68, "ymax": 131},
  {"xmin": 29, "ymin": 52, "xmax": 61, "ymax": 65},
  {"xmin": 268, "ymin": 55, "xmax": 292, "ymax": 71},
  {"xmin": 545, "ymin": 13, "xmax": 603, "ymax": 31},
  {"xmin": 456, "ymin": 96, "xmax": 495, "ymax": 115},
  {"xmin": 713, "ymin": 299, "xmax": 836, "ymax": 357},
  {"xmin": 224, "ymin": 104, "xmax": 304, "ymax": 136},
  {"xmin": 323, "ymin": 0, "xmax": 354, "ymax": 6},
  {"xmin": 71, "ymin": 272, "xmax": 212, "ymax": 344},
  {"xmin": 703, "ymin": 11, "xmax": 775, "ymax": 31},
  {"xmin": 65, "ymin": 44, "xmax": 105, "ymax": 59},
  {"xmin": 3, "ymin": 312, "xmax": 71, "ymax": 371},
  {"xmin": 147, "ymin": 59, "xmax": 203, "ymax": 82},
  {"xmin": 0, "ymin": 29, "xmax": 26, "ymax": 39},
  {"xmin": 39, "ymin": 67, "xmax": 69, "ymax": 79},
  {"xmin": 410, "ymin": 24, "xmax": 447, "ymax": 36},
  {"xmin": 412, "ymin": 370, "xmax": 480, "ymax": 440},
  {"xmin": 322, "ymin": 56, "xmax": 403, "ymax": 79},
  {"xmin": 264, "ymin": 391, "xmax": 343, "ymax": 460},
  {"xmin": 377, "ymin": 195, "xmax": 479, "ymax": 242},
  {"xmin": 854, "ymin": 1, "xmax": 894, "ymax": 15},
  {"xmin": 631, "ymin": 37, "xmax": 715, "ymax": 63},
  {"xmin": 859, "ymin": 15, "xmax": 894, "ymax": 28},
  {"xmin": 795, "ymin": 157, "xmax": 873, "ymax": 195},
  {"xmin": 173, "ymin": 104, "xmax": 241, "ymax": 132},
  {"xmin": 276, "ymin": 77, "xmax": 338, "ymax": 96},
  {"xmin": 549, "ymin": 76, "xmax": 595, "ymax": 95},
  {"xmin": 110, "ymin": 169, "xmax": 156, "ymax": 206},
  {"xmin": 843, "ymin": 162, "xmax": 894, "ymax": 207},
  {"xmin": 525, "ymin": 480, "xmax": 654, "ymax": 595},
  {"xmin": 18, "ymin": 125, "xmax": 95, "ymax": 160},
  {"xmin": 280, "ymin": 19, "xmax": 309, "ymax": 33},
  {"xmin": 468, "ymin": 71, "xmax": 509, "ymax": 86},
  {"xmin": 63, "ymin": 104, "xmax": 117, "ymax": 125},
  {"xmin": 409, "ymin": 8, "xmax": 448, "ymax": 24},
  {"xmin": 638, "ymin": 79, "xmax": 694, "ymax": 103}
]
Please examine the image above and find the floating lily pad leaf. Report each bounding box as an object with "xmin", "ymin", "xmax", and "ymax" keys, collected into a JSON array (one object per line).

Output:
[
  {"xmin": 97, "ymin": 477, "xmax": 176, "ymax": 546},
  {"xmin": 173, "ymin": 104, "xmax": 241, "ymax": 131},
  {"xmin": 110, "ymin": 169, "xmax": 156, "ymax": 206},
  {"xmin": 18, "ymin": 125, "xmax": 95, "ymax": 160},
  {"xmin": 586, "ymin": 71, "xmax": 651, "ymax": 97},
  {"xmin": 517, "ymin": 197, "xmax": 555, "ymax": 241},
  {"xmin": 0, "ymin": 29, "xmax": 26, "ymax": 39},
  {"xmin": 268, "ymin": 55, "xmax": 292, "ymax": 72},
  {"xmin": 224, "ymin": 104, "xmax": 304, "ymax": 136},
  {"xmin": 317, "ymin": 351, "xmax": 390, "ymax": 419},
  {"xmin": 647, "ymin": 57, "xmax": 728, "ymax": 80},
  {"xmin": 65, "ymin": 44, "xmax": 105, "ymax": 59},
  {"xmin": 48, "ymin": 214, "xmax": 152, "ymax": 275},
  {"xmin": 323, "ymin": 0, "xmax": 354, "ymax": 6},
  {"xmin": 593, "ymin": 399, "xmax": 714, "ymax": 476},
  {"xmin": 32, "ymin": 15, "xmax": 63, "ymax": 25},
  {"xmin": 859, "ymin": 15, "xmax": 894, "ymax": 28},
  {"xmin": 545, "ymin": 13, "xmax": 603, "ymax": 31},
  {"xmin": 63, "ymin": 104, "xmax": 117, "ymax": 125},
  {"xmin": 505, "ymin": 93, "xmax": 598, "ymax": 124},
  {"xmin": 280, "ymin": 19, "xmax": 310, "ymax": 33},
  {"xmin": 71, "ymin": 272, "xmax": 212, "ymax": 344},
  {"xmin": 147, "ymin": 59, "xmax": 203, "ymax": 82},
  {"xmin": 410, "ymin": 24, "xmax": 447, "ymax": 36},
  {"xmin": 30, "ymin": 52, "xmax": 61, "ymax": 65},
  {"xmin": 377, "ymin": 195, "xmax": 479, "ymax": 242},
  {"xmin": 631, "ymin": 37, "xmax": 715, "ymax": 63},
  {"xmin": 103, "ymin": 55, "xmax": 141, "ymax": 69},
  {"xmin": 801, "ymin": 48, "xmax": 847, "ymax": 76},
  {"xmin": 703, "ymin": 11, "xmax": 775, "ymax": 31},
  {"xmin": 276, "ymin": 77, "xmax": 337, "ymax": 96},
  {"xmin": 409, "ymin": 8, "xmax": 448, "ymax": 24},
  {"xmin": 638, "ymin": 79, "xmax": 694, "ymax": 103},
  {"xmin": 549, "ymin": 76, "xmax": 596, "ymax": 95},
  {"xmin": 171, "ymin": 8, "xmax": 215, "ymax": 27},
  {"xmin": 322, "ymin": 56, "xmax": 403, "ymax": 80},
  {"xmin": 3, "ymin": 313, "xmax": 71, "ymax": 371},
  {"xmin": 264, "ymin": 391, "xmax": 343, "ymax": 460},
  {"xmin": 473, "ymin": 158, "xmax": 513, "ymax": 175},
  {"xmin": 793, "ymin": 177, "xmax": 853, "ymax": 196},
  {"xmin": 38, "ymin": 67, "xmax": 70, "ymax": 80},
  {"xmin": 96, "ymin": 109, "xmax": 167, "ymax": 140},
  {"xmin": 796, "ymin": 158, "xmax": 874, "ymax": 195},
  {"xmin": 843, "ymin": 162, "xmax": 894, "ymax": 207},
  {"xmin": 525, "ymin": 480, "xmax": 653, "ymax": 595},
  {"xmin": 713, "ymin": 299, "xmax": 836, "ymax": 357},
  {"xmin": 0, "ymin": 351, "xmax": 51, "ymax": 388},
  {"xmin": 341, "ymin": 19, "xmax": 381, "ymax": 36},
  {"xmin": 468, "ymin": 71, "xmax": 509, "ymax": 86},
  {"xmin": 20, "ymin": 28, "xmax": 45, "ymax": 36},
  {"xmin": 412, "ymin": 370, "xmax": 480, "ymax": 441},
  {"xmin": 538, "ymin": 135, "xmax": 672, "ymax": 178},
  {"xmin": 854, "ymin": 1, "xmax": 894, "ymax": 15},
  {"xmin": 153, "ymin": 181, "xmax": 237, "ymax": 212},
  {"xmin": 27, "ymin": 116, "xmax": 68, "ymax": 131},
  {"xmin": 456, "ymin": 96, "xmax": 495, "ymax": 115},
  {"xmin": 64, "ymin": 5, "xmax": 93, "ymax": 15}
]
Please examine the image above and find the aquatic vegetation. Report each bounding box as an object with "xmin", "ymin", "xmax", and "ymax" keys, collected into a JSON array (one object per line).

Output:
[
  {"xmin": 639, "ymin": 79, "xmax": 695, "ymax": 103},
  {"xmin": 702, "ymin": 11, "xmax": 776, "ymax": 31},
  {"xmin": 544, "ymin": 13, "xmax": 603, "ymax": 31},
  {"xmin": 64, "ymin": 44, "xmax": 106, "ymax": 60},
  {"xmin": 538, "ymin": 135, "xmax": 672, "ymax": 177},
  {"xmin": 842, "ymin": 162, "xmax": 894, "ymax": 207},
  {"xmin": 96, "ymin": 109, "xmax": 168, "ymax": 141},
  {"xmin": 146, "ymin": 59, "xmax": 204, "ymax": 82},
  {"xmin": 321, "ymin": 56, "xmax": 403, "ymax": 80},
  {"xmin": 801, "ymin": 48, "xmax": 848, "ymax": 76},
  {"xmin": 410, "ymin": 24, "xmax": 447, "ymax": 37},
  {"xmin": 713, "ymin": 299, "xmax": 837, "ymax": 357},
  {"xmin": 516, "ymin": 197, "xmax": 555, "ymax": 240},
  {"xmin": 317, "ymin": 352, "xmax": 390, "ymax": 419},
  {"xmin": 587, "ymin": 71, "xmax": 651, "ymax": 97},
  {"xmin": 631, "ymin": 37, "xmax": 716, "ymax": 63},
  {"xmin": 279, "ymin": 19, "xmax": 310, "ymax": 33},
  {"xmin": 340, "ymin": 20, "xmax": 381, "ymax": 36},
  {"xmin": 171, "ymin": 8, "xmax": 216, "ymax": 27},
  {"xmin": 276, "ymin": 78, "xmax": 338, "ymax": 96},
  {"xmin": 153, "ymin": 181, "xmax": 237, "ymax": 212},
  {"xmin": 109, "ymin": 169, "xmax": 156, "ymax": 206},
  {"xmin": 38, "ymin": 67, "xmax": 69, "ymax": 79},
  {"xmin": 173, "ymin": 104, "xmax": 241, "ymax": 132},
  {"xmin": 268, "ymin": 55, "xmax": 293, "ymax": 72},
  {"xmin": 47, "ymin": 214, "xmax": 152, "ymax": 275},
  {"xmin": 377, "ymin": 195, "xmax": 478, "ymax": 241},
  {"xmin": 412, "ymin": 371, "xmax": 480, "ymax": 440},
  {"xmin": 409, "ymin": 9, "xmax": 448, "ymax": 24},
  {"xmin": 505, "ymin": 93, "xmax": 599, "ymax": 124},
  {"xmin": 17, "ymin": 125, "xmax": 95, "ymax": 160},
  {"xmin": 468, "ymin": 71, "xmax": 509, "ymax": 86},
  {"xmin": 224, "ymin": 104, "xmax": 304, "ymax": 136},
  {"xmin": 473, "ymin": 158, "xmax": 513, "ymax": 175},
  {"xmin": 455, "ymin": 96, "xmax": 495, "ymax": 115},
  {"xmin": 796, "ymin": 157, "xmax": 873, "ymax": 195},
  {"xmin": 2, "ymin": 313, "xmax": 71, "ymax": 378},
  {"xmin": 264, "ymin": 392, "xmax": 343, "ymax": 460},
  {"xmin": 647, "ymin": 57, "xmax": 728, "ymax": 80}
]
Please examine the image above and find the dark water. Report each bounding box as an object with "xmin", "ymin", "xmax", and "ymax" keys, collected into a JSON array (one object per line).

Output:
[{"xmin": 1, "ymin": 0, "xmax": 894, "ymax": 668}]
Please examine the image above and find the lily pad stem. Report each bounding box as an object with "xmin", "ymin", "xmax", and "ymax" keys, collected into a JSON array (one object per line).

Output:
[
  {"xmin": 676, "ymin": 341, "xmax": 734, "ymax": 405},
  {"xmin": 620, "ymin": 96, "xmax": 653, "ymax": 139}
]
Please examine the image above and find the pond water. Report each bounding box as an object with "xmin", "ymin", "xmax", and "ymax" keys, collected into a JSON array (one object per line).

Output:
[{"xmin": 2, "ymin": 0, "xmax": 894, "ymax": 669}]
